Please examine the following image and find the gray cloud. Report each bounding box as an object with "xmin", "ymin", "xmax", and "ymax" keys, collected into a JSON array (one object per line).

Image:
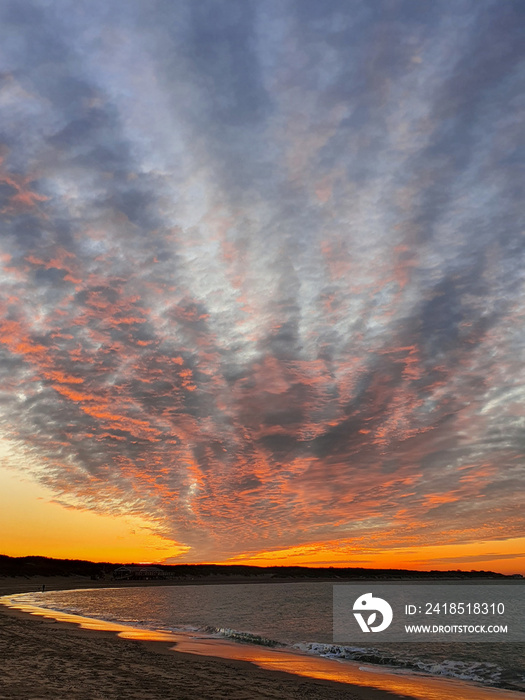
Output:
[{"xmin": 0, "ymin": 0, "xmax": 523, "ymax": 562}]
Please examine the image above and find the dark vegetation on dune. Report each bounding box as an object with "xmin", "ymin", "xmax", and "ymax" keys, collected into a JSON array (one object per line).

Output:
[{"xmin": 0, "ymin": 554, "xmax": 514, "ymax": 581}]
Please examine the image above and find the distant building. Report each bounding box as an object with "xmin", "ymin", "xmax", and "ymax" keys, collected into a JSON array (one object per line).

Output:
[{"xmin": 113, "ymin": 565, "xmax": 166, "ymax": 580}]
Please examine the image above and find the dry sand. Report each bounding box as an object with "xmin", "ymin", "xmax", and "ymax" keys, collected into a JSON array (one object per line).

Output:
[{"xmin": 0, "ymin": 577, "xmax": 523, "ymax": 700}]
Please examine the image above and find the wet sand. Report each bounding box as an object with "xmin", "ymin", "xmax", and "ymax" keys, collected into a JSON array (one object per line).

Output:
[{"xmin": 1, "ymin": 577, "xmax": 523, "ymax": 700}]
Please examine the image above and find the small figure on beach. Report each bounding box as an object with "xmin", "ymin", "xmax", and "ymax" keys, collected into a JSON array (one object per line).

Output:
[{"xmin": 41, "ymin": 584, "xmax": 45, "ymax": 592}]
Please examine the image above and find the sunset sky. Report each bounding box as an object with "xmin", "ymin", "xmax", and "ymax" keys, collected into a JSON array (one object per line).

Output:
[{"xmin": 0, "ymin": 0, "xmax": 524, "ymax": 574}]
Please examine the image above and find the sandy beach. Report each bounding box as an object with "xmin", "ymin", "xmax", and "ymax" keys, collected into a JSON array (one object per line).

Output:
[
  {"xmin": 1, "ymin": 577, "xmax": 524, "ymax": 700},
  {"xmin": 0, "ymin": 577, "xmax": 399, "ymax": 700}
]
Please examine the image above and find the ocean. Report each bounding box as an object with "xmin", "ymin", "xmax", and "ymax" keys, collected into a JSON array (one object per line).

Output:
[{"xmin": 10, "ymin": 582, "xmax": 525, "ymax": 693}]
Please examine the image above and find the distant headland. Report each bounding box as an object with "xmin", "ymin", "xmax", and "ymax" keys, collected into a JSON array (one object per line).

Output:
[{"xmin": 1, "ymin": 554, "xmax": 522, "ymax": 582}]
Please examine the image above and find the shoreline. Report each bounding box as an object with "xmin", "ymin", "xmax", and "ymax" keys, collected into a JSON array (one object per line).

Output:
[{"xmin": 1, "ymin": 577, "xmax": 524, "ymax": 700}]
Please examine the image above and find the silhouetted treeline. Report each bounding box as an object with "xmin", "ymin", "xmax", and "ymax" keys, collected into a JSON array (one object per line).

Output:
[
  {"xmin": 0, "ymin": 554, "xmax": 517, "ymax": 580},
  {"xmin": 0, "ymin": 555, "xmax": 113, "ymax": 579}
]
